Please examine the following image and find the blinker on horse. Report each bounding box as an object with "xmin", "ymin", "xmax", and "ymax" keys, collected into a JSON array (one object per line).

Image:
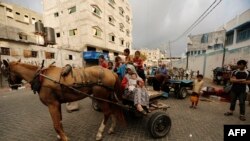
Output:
[{"xmin": 2, "ymin": 60, "xmax": 125, "ymax": 141}]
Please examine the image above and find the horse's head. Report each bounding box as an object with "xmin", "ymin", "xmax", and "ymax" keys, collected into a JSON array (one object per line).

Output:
[{"xmin": 2, "ymin": 60, "xmax": 23, "ymax": 90}]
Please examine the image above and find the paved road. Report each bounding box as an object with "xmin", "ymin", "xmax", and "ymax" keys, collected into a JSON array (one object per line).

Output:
[{"xmin": 0, "ymin": 88, "xmax": 249, "ymax": 141}]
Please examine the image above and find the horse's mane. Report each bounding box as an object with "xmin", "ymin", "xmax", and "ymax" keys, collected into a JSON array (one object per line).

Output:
[{"xmin": 19, "ymin": 63, "xmax": 39, "ymax": 70}]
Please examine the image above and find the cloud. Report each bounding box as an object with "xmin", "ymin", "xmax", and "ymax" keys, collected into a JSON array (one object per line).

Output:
[{"xmin": 129, "ymin": 0, "xmax": 250, "ymax": 56}]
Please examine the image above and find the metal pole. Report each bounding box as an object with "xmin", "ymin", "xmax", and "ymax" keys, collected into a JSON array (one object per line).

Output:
[
  {"xmin": 186, "ymin": 51, "xmax": 189, "ymax": 70},
  {"xmin": 168, "ymin": 41, "xmax": 172, "ymax": 68},
  {"xmin": 222, "ymin": 44, "xmax": 225, "ymax": 68},
  {"xmin": 0, "ymin": 49, "xmax": 2, "ymax": 88}
]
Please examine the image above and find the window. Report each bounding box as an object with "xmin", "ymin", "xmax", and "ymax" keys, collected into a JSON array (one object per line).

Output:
[
  {"xmin": 109, "ymin": 33, "xmax": 115, "ymax": 42},
  {"xmin": 201, "ymin": 34, "xmax": 208, "ymax": 43},
  {"xmin": 1, "ymin": 47, "xmax": 10, "ymax": 55},
  {"xmin": 108, "ymin": 0, "xmax": 115, "ymax": 5},
  {"xmin": 114, "ymin": 52, "xmax": 119, "ymax": 56},
  {"xmin": 54, "ymin": 12, "xmax": 59, "ymax": 17},
  {"xmin": 68, "ymin": 6, "xmax": 76, "ymax": 14},
  {"xmin": 23, "ymin": 14, "xmax": 29, "ymax": 23},
  {"xmin": 69, "ymin": 29, "xmax": 77, "ymax": 36},
  {"xmin": 126, "ymin": 29, "xmax": 130, "ymax": 36},
  {"xmin": 92, "ymin": 26, "xmax": 102, "ymax": 38},
  {"xmin": 108, "ymin": 16, "xmax": 115, "ymax": 25},
  {"xmin": 237, "ymin": 28, "xmax": 250, "ymax": 43},
  {"xmin": 126, "ymin": 15, "xmax": 130, "ymax": 23},
  {"xmin": 6, "ymin": 8, "xmax": 13, "ymax": 18},
  {"xmin": 87, "ymin": 46, "xmax": 96, "ymax": 51},
  {"xmin": 45, "ymin": 52, "xmax": 55, "ymax": 59},
  {"xmin": 208, "ymin": 46, "xmax": 213, "ymax": 50},
  {"xmin": 56, "ymin": 32, "xmax": 60, "ymax": 38},
  {"xmin": 6, "ymin": 8, "xmax": 12, "ymax": 12},
  {"xmin": 68, "ymin": 55, "xmax": 73, "ymax": 60},
  {"xmin": 108, "ymin": 0, "xmax": 115, "ymax": 8},
  {"xmin": 19, "ymin": 33, "xmax": 28, "ymax": 40},
  {"xmin": 214, "ymin": 44, "xmax": 223, "ymax": 50},
  {"xmin": 120, "ymin": 38, "xmax": 124, "ymax": 46},
  {"xmin": 225, "ymin": 32, "xmax": 234, "ymax": 46},
  {"xmin": 31, "ymin": 17, "xmax": 36, "ymax": 24},
  {"xmin": 119, "ymin": 23, "xmax": 124, "ymax": 32},
  {"xmin": 31, "ymin": 51, "xmax": 38, "ymax": 58},
  {"xmin": 119, "ymin": 7, "xmax": 124, "ymax": 16},
  {"xmin": 92, "ymin": 5, "xmax": 102, "ymax": 17}
]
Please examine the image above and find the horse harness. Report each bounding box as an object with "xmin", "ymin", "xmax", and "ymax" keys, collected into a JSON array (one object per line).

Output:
[{"xmin": 58, "ymin": 65, "xmax": 119, "ymax": 102}]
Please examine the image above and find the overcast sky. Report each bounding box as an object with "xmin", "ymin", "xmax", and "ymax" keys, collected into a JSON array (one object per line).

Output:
[{"xmin": 2, "ymin": 0, "xmax": 250, "ymax": 56}]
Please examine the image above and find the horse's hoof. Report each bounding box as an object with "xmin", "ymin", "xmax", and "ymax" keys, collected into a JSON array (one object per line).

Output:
[
  {"xmin": 57, "ymin": 135, "xmax": 61, "ymax": 140},
  {"xmin": 96, "ymin": 134, "xmax": 102, "ymax": 141}
]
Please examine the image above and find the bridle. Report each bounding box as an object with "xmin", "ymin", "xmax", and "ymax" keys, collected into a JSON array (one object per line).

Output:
[{"xmin": 4, "ymin": 65, "xmax": 23, "ymax": 89}]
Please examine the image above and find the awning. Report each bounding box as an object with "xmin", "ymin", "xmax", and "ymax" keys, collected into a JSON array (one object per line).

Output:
[{"xmin": 83, "ymin": 51, "xmax": 109, "ymax": 60}]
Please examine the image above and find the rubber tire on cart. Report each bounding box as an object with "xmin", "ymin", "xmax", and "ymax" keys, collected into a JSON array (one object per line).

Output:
[
  {"xmin": 177, "ymin": 87, "xmax": 188, "ymax": 99},
  {"xmin": 92, "ymin": 99, "xmax": 101, "ymax": 112},
  {"xmin": 148, "ymin": 112, "xmax": 171, "ymax": 138}
]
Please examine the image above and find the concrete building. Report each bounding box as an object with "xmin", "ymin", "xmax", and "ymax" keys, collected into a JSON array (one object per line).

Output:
[
  {"xmin": 0, "ymin": 2, "xmax": 81, "ymax": 67},
  {"xmin": 172, "ymin": 9, "xmax": 250, "ymax": 79},
  {"xmin": 42, "ymin": 0, "xmax": 133, "ymax": 63},
  {"xmin": 139, "ymin": 48, "xmax": 164, "ymax": 67},
  {"xmin": 187, "ymin": 30, "xmax": 226, "ymax": 56},
  {"xmin": 219, "ymin": 9, "xmax": 250, "ymax": 65}
]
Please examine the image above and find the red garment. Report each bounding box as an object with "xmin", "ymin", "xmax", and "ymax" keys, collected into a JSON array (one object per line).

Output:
[
  {"xmin": 133, "ymin": 57, "xmax": 143, "ymax": 69},
  {"xmin": 99, "ymin": 61, "xmax": 108, "ymax": 68},
  {"xmin": 121, "ymin": 76, "xmax": 128, "ymax": 90}
]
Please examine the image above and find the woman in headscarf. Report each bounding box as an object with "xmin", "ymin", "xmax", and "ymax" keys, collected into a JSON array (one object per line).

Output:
[{"xmin": 121, "ymin": 64, "xmax": 149, "ymax": 114}]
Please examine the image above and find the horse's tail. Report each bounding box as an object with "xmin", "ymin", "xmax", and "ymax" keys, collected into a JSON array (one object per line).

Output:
[{"xmin": 113, "ymin": 73, "xmax": 126, "ymax": 126}]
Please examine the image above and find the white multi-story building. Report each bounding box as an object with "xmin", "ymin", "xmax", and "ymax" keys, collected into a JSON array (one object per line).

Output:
[
  {"xmin": 0, "ymin": 1, "xmax": 81, "ymax": 67},
  {"xmin": 43, "ymin": 0, "xmax": 133, "ymax": 62},
  {"xmin": 139, "ymin": 48, "xmax": 164, "ymax": 67}
]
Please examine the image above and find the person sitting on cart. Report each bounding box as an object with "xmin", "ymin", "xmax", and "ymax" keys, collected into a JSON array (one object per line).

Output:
[
  {"xmin": 122, "ymin": 64, "xmax": 142, "ymax": 97},
  {"xmin": 121, "ymin": 64, "xmax": 149, "ymax": 114}
]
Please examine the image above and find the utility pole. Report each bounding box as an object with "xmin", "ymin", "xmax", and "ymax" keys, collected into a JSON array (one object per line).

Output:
[
  {"xmin": 168, "ymin": 41, "xmax": 172, "ymax": 68},
  {"xmin": 0, "ymin": 49, "xmax": 2, "ymax": 88},
  {"xmin": 186, "ymin": 51, "xmax": 189, "ymax": 70},
  {"xmin": 222, "ymin": 43, "xmax": 225, "ymax": 68}
]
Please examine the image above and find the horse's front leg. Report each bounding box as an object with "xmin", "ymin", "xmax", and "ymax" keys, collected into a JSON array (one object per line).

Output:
[
  {"xmin": 96, "ymin": 103, "xmax": 111, "ymax": 141},
  {"xmin": 48, "ymin": 103, "xmax": 68, "ymax": 141}
]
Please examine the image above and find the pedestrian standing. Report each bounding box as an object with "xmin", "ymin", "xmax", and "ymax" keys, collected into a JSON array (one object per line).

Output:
[
  {"xmin": 190, "ymin": 74, "xmax": 204, "ymax": 109},
  {"xmin": 224, "ymin": 60, "xmax": 249, "ymax": 121}
]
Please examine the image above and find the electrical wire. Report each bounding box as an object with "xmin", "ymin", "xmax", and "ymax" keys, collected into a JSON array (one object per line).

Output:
[{"xmin": 171, "ymin": 0, "xmax": 222, "ymax": 43}]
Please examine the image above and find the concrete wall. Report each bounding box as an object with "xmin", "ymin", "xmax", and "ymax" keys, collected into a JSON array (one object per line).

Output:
[{"xmin": 172, "ymin": 45, "xmax": 250, "ymax": 79}]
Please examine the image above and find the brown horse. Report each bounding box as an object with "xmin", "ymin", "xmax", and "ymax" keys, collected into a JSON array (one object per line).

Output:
[{"xmin": 2, "ymin": 60, "xmax": 125, "ymax": 141}]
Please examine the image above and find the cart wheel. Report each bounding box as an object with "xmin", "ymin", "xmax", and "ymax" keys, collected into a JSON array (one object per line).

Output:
[
  {"xmin": 178, "ymin": 87, "xmax": 188, "ymax": 99},
  {"xmin": 92, "ymin": 99, "xmax": 101, "ymax": 111},
  {"xmin": 148, "ymin": 112, "xmax": 171, "ymax": 138}
]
